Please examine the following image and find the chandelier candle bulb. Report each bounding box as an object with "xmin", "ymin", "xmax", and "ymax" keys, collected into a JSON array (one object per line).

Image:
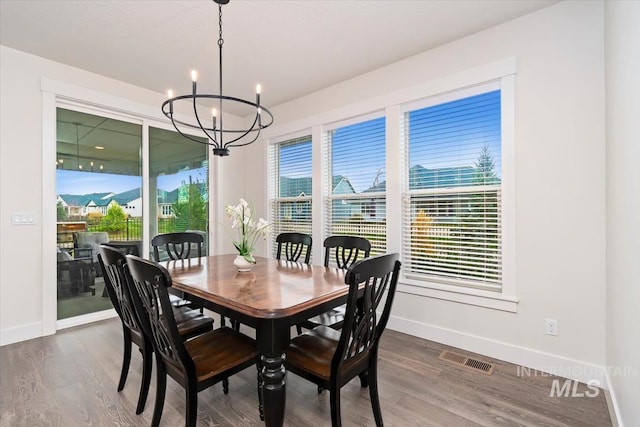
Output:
[
  {"xmin": 191, "ymin": 70, "xmax": 198, "ymax": 95},
  {"xmin": 256, "ymin": 84, "xmax": 261, "ymax": 106},
  {"xmin": 167, "ymin": 90, "xmax": 174, "ymax": 115},
  {"xmin": 212, "ymin": 108, "xmax": 217, "ymax": 129}
]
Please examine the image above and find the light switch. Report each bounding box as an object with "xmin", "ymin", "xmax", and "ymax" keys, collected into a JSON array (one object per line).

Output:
[{"xmin": 11, "ymin": 212, "xmax": 36, "ymax": 225}]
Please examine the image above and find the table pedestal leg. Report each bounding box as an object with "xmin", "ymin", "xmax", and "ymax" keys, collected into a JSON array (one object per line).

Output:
[{"xmin": 261, "ymin": 353, "xmax": 286, "ymax": 427}]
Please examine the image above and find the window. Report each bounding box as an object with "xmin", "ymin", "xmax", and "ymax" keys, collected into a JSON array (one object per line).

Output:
[
  {"xmin": 269, "ymin": 135, "xmax": 313, "ymax": 259},
  {"xmin": 149, "ymin": 127, "xmax": 209, "ymax": 259},
  {"xmin": 403, "ymin": 86, "xmax": 502, "ymax": 291},
  {"xmin": 265, "ymin": 60, "xmax": 515, "ymax": 309},
  {"xmin": 56, "ymin": 107, "xmax": 142, "ymax": 319},
  {"xmin": 325, "ymin": 115, "xmax": 386, "ymax": 257}
]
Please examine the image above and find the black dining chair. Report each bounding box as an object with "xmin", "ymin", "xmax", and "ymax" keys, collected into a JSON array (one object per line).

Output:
[
  {"xmin": 275, "ymin": 232, "xmax": 312, "ymax": 264},
  {"xmin": 151, "ymin": 232, "xmax": 207, "ymax": 313},
  {"xmin": 285, "ymin": 253, "xmax": 401, "ymax": 427},
  {"xmin": 323, "ymin": 235, "xmax": 371, "ymax": 270},
  {"xmin": 125, "ymin": 254, "xmax": 261, "ymax": 427},
  {"xmin": 97, "ymin": 245, "xmax": 214, "ymax": 415},
  {"xmin": 151, "ymin": 232, "xmax": 203, "ymax": 262},
  {"xmin": 296, "ymin": 235, "xmax": 371, "ymax": 334}
]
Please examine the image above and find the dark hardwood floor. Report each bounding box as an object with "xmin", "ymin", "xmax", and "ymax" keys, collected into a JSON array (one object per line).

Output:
[{"xmin": 0, "ymin": 318, "xmax": 612, "ymax": 426}]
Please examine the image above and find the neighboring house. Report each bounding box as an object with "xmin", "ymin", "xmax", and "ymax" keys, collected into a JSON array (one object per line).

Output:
[
  {"xmin": 278, "ymin": 175, "xmax": 360, "ymax": 221},
  {"xmin": 84, "ymin": 188, "xmax": 141, "ymax": 216},
  {"xmin": 112, "ymin": 188, "xmax": 142, "ymax": 217},
  {"xmin": 331, "ymin": 175, "xmax": 360, "ymax": 220},
  {"xmin": 157, "ymin": 188, "xmax": 177, "ymax": 218},
  {"xmin": 59, "ymin": 181, "xmax": 207, "ymax": 221},
  {"xmin": 57, "ymin": 192, "xmax": 113, "ymax": 217},
  {"xmin": 362, "ymin": 165, "xmax": 500, "ymax": 223},
  {"xmin": 278, "ymin": 176, "xmax": 312, "ymax": 221}
]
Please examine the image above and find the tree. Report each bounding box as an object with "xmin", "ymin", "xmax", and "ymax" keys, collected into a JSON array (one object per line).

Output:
[
  {"xmin": 412, "ymin": 209, "xmax": 435, "ymax": 256},
  {"xmin": 86, "ymin": 212, "xmax": 104, "ymax": 228},
  {"xmin": 99, "ymin": 203, "xmax": 127, "ymax": 233},
  {"xmin": 172, "ymin": 179, "xmax": 207, "ymax": 232},
  {"xmin": 56, "ymin": 202, "xmax": 68, "ymax": 221},
  {"xmin": 474, "ymin": 144, "xmax": 499, "ymax": 185}
]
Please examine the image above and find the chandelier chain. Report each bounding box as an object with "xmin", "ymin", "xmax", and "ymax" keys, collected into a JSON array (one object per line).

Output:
[{"xmin": 218, "ymin": 3, "xmax": 224, "ymax": 46}]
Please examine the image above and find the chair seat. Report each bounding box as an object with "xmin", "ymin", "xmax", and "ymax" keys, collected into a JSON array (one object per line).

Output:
[
  {"xmin": 174, "ymin": 306, "xmax": 214, "ymax": 338},
  {"xmin": 303, "ymin": 305, "xmax": 345, "ymax": 330},
  {"xmin": 169, "ymin": 293, "xmax": 192, "ymax": 307},
  {"xmin": 285, "ymin": 325, "xmax": 341, "ymax": 381},
  {"xmin": 185, "ymin": 326, "xmax": 258, "ymax": 383}
]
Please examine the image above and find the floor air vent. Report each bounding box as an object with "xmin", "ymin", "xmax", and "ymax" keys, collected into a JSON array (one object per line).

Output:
[{"xmin": 438, "ymin": 350, "xmax": 495, "ymax": 375}]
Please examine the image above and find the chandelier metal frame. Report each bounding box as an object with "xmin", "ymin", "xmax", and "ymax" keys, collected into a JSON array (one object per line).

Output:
[{"xmin": 161, "ymin": 0, "xmax": 273, "ymax": 157}]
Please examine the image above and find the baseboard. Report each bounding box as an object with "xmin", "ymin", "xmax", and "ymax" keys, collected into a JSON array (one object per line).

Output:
[
  {"xmin": 57, "ymin": 309, "xmax": 117, "ymax": 330},
  {"xmin": 1, "ymin": 309, "xmax": 119, "ymax": 346},
  {"xmin": 387, "ymin": 315, "xmax": 608, "ymax": 387},
  {"xmin": 604, "ymin": 371, "xmax": 624, "ymax": 427},
  {"xmin": 0, "ymin": 322, "xmax": 43, "ymax": 346}
]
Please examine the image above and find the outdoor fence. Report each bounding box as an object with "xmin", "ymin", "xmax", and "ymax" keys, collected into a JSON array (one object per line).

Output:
[{"xmin": 82, "ymin": 217, "xmax": 200, "ymax": 241}]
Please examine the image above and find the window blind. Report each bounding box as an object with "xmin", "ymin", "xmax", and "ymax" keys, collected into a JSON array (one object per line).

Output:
[
  {"xmin": 269, "ymin": 135, "xmax": 313, "ymax": 260},
  {"xmin": 402, "ymin": 90, "xmax": 502, "ymax": 290},
  {"xmin": 324, "ymin": 116, "xmax": 386, "ymax": 259}
]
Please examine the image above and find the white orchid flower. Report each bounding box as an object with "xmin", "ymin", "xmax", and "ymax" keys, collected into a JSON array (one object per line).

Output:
[
  {"xmin": 257, "ymin": 218, "xmax": 271, "ymax": 238},
  {"xmin": 223, "ymin": 199, "xmax": 271, "ymax": 262}
]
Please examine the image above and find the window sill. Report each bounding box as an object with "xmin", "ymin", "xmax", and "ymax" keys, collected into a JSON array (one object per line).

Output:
[{"xmin": 398, "ymin": 277, "xmax": 518, "ymax": 312}]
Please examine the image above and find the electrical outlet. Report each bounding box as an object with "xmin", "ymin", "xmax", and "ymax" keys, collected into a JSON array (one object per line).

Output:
[{"xmin": 545, "ymin": 318, "xmax": 558, "ymax": 336}]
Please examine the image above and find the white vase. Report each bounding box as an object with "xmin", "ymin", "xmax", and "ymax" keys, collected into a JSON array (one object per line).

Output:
[{"xmin": 233, "ymin": 254, "xmax": 253, "ymax": 272}]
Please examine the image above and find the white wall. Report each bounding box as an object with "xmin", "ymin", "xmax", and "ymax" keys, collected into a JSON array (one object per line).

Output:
[
  {"xmin": 0, "ymin": 45, "xmax": 246, "ymax": 342},
  {"xmin": 2, "ymin": 0, "xmax": 634, "ymax": 422},
  {"xmin": 253, "ymin": 0, "xmax": 608, "ymax": 379},
  {"xmin": 605, "ymin": 1, "xmax": 640, "ymax": 426}
]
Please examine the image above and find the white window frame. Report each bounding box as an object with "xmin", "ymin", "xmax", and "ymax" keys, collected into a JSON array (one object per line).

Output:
[
  {"xmin": 322, "ymin": 112, "xmax": 387, "ymax": 257},
  {"xmin": 267, "ymin": 130, "xmax": 314, "ymax": 258},
  {"xmin": 395, "ymin": 77, "xmax": 516, "ymax": 312},
  {"xmin": 41, "ymin": 78, "xmax": 217, "ymax": 334},
  {"xmin": 262, "ymin": 58, "xmax": 517, "ymax": 312}
]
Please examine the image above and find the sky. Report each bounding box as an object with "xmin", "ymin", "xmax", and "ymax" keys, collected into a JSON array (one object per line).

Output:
[
  {"xmin": 278, "ymin": 90, "xmax": 502, "ymax": 194},
  {"xmin": 56, "ymin": 168, "xmax": 206, "ymax": 195},
  {"xmin": 58, "ymin": 91, "xmax": 500, "ymax": 197}
]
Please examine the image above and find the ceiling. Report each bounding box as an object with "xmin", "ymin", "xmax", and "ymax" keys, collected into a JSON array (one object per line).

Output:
[
  {"xmin": 2, "ymin": 0, "xmax": 557, "ymax": 179},
  {"xmin": 1, "ymin": 0, "xmax": 558, "ymax": 116}
]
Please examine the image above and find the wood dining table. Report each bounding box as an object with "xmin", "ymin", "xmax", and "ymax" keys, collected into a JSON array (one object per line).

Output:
[{"xmin": 163, "ymin": 254, "xmax": 350, "ymax": 427}]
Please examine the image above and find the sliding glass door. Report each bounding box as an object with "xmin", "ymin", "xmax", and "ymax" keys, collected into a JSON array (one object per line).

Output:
[
  {"xmin": 149, "ymin": 127, "xmax": 209, "ymax": 260},
  {"xmin": 54, "ymin": 106, "xmax": 212, "ymax": 323},
  {"xmin": 56, "ymin": 108, "xmax": 142, "ymax": 320}
]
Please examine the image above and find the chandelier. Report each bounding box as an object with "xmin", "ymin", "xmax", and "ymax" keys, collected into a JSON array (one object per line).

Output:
[{"xmin": 161, "ymin": 0, "xmax": 273, "ymax": 157}]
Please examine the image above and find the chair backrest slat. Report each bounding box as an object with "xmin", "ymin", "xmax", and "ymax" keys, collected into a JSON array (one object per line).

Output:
[
  {"xmin": 151, "ymin": 232, "xmax": 204, "ymax": 262},
  {"xmin": 323, "ymin": 235, "xmax": 371, "ymax": 269},
  {"xmin": 276, "ymin": 232, "xmax": 312, "ymax": 264}
]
